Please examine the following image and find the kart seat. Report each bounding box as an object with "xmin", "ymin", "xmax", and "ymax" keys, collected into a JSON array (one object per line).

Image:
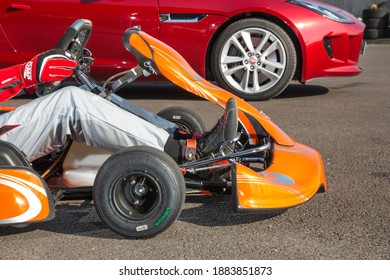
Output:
[{"xmin": 0, "ymin": 140, "xmax": 30, "ymax": 167}]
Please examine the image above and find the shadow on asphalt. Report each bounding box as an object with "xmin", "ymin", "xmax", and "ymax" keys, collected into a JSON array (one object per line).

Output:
[
  {"xmin": 0, "ymin": 196, "xmax": 285, "ymax": 240},
  {"xmin": 0, "ymin": 200, "xmax": 107, "ymax": 238},
  {"xmin": 12, "ymin": 82, "xmax": 329, "ymax": 101},
  {"xmin": 117, "ymin": 83, "xmax": 330, "ymax": 100},
  {"xmin": 181, "ymin": 195, "xmax": 286, "ymax": 227},
  {"xmin": 276, "ymin": 84, "xmax": 329, "ymax": 99}
]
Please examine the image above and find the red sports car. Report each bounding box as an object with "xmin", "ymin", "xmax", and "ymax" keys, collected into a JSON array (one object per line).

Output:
[{"xmin": 0, "ymin": 0, "xmax": 365, "ymax": 100}]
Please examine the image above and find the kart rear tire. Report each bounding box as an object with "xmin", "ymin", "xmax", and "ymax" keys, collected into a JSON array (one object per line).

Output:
[
  {"xmin": 157, "ymin": 106, "xmax": 205, "ymax": 134},
  {"xmin": 93, "ymin": 146, "xmax": 185, "ymax": 238}
]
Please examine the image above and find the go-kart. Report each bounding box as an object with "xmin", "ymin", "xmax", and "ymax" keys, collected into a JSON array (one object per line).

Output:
[{"xmin": 0, "ymin": 19, "xmax": 326, "ymax": 238}]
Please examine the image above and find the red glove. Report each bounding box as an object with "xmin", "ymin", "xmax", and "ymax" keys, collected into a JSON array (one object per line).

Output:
[{"xmin": 21, "ymin": 49, "xmax": 77, "ymax": 87}]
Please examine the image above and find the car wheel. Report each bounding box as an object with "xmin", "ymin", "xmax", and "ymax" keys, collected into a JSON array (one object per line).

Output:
[
  {"xmin": 93, "ymin": 146, "xmax": 185, "ymax": 238},
  {"xmin": 211, "ymin": 18, "xmax": 297, "ymax": 101},
  {"xmin": 157, "ymin": 106, "xmax": 206, "ymax": 134}
]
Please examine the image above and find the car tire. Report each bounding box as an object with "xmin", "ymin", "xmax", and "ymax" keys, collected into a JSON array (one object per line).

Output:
[
  {"xmin": 363, "ymin": 18, "xmax": 389, "ymax": 29},
  {"xmin": 157, "ymin": 106, "xmax": 206, "ymax": 134},
  {"xmin": 364, "ymin": 28, "xmax": 388, "ymax": 39},
  {"xmin": 93, "ymin": 146, "xmax": 185, "ymax": 238},
  {"xmin": 362, "ymin": 8, "xmax": 389, "ymax": 19},
  {"xmin": 211, "ymin": 18, "xmax": 297, "ymax": 101}
]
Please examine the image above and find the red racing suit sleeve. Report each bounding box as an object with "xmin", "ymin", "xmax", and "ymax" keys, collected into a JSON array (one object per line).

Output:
[
  {"xmin": 0, "ymin": 64, "xmax": 34, "ymax": 102},
  {"xmin": 1, "ymin": 50, "xmax": 77, "ymax": 103}
]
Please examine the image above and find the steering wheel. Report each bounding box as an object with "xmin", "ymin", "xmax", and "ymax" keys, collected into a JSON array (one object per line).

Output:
[{"xmin": 36, "ymin": 19, "xmax": 93, "ymax": 96}]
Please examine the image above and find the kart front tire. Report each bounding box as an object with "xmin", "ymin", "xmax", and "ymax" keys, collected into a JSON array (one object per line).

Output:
[{"xmin": 93, "ymin": 146, "xmax": 185, "ymax": 238}]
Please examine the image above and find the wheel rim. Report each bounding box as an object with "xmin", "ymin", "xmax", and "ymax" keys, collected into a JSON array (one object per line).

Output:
[
  {"xmin": 177, "ymin": 122, "xmax": 192, "ymax": 134},
  {"xmin": 110, "ymin": 171, "xmax": 162, "ymax": 221},
  {"xmin": 219, "ymin": 27, "xmax": 287, "ymax": 95}
]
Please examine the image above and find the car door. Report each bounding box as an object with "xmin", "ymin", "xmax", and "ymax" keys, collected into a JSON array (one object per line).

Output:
[{"xmin": 0, "ymin": 0, "xmax": 160, "ymax": 79}]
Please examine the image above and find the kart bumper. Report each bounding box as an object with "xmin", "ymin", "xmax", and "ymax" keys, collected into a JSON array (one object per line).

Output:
[{"xmin": 232, "ymin": 142, "xmax": 326, "ymax": 211}]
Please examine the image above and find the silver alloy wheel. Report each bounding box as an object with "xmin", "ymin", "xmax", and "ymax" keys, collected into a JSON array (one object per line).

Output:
[{"xmin": 219, "ymin": 27, "xmax": 287, "ymax": 95}]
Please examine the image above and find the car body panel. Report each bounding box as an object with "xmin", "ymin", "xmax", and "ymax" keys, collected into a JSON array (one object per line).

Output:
[
  {"xmin": 268, "ymin": 1, "xmax": 365, "ymax": 81},
  {"xmin": 0, "ymin": 0, "xmax": 365, "ymax": 86},
  {"xmin": 0, "ymin": 0, "xmax": 160, "ymax": 77}
]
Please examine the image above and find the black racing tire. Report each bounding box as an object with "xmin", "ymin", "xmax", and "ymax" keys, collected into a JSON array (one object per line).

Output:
[
  {"xmin": 211, "ymin": 18, "xmax": 297, "ymax": 101},
  {"xmin": 157, "ymin": 106, "xmax": 206, "ymax": 134},
  {"xmin": 364, "ymin": 28, "xmax": 387, "ymax": 39},
  {"xmin": 362, "ymin": 8, "xmax": 389, "ymax": 19},
  {"xmin": 363, "ymin": 18, "xmax": 389, "ymax": 29},
  {"xmin": 93, "ymin": 146, "xmax": 185, "ymax": 239}
]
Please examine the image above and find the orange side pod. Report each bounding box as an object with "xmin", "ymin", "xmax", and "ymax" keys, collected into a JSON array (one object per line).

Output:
[{"xmin": 0, "ymin": 167, "xmax": 54, "ymax": 225}]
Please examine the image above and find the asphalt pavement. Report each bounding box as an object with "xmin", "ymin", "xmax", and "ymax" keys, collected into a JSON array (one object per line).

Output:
[{"xmin": 0, "ymin": 44, "xmax": 389, "ymax": 260}]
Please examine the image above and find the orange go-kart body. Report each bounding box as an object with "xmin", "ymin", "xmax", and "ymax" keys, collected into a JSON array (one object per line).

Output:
[
  {"xmin": 0, "ymin": 168, "xmax": 54, "ymax": 224},
  {"xmin": 0, "ymin": 20, "xmax": 326, "ymax": 233},
  {"xmin": 124, "ymin": 29, "xmax": 327, "ymax": 211},
  {"xmin": 0, "ymin": 141, "xmax": 54, "ymax": 225}
]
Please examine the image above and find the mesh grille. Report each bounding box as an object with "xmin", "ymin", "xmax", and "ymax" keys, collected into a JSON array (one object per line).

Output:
[{"xmin": 323, "ymin": 37, "xmax": 333, "ymax": 59}]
